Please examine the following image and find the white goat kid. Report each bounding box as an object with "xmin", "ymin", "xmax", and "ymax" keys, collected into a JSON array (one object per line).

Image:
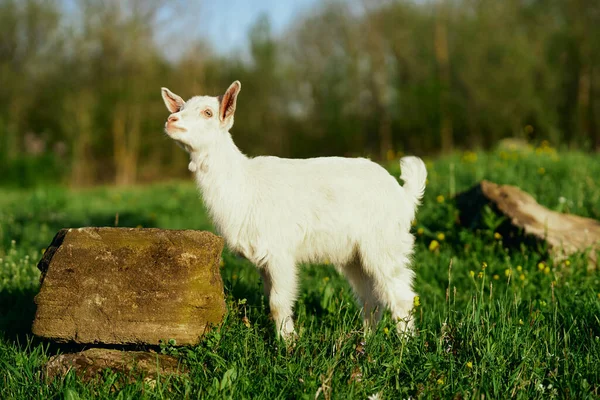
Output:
[{"xmin": 161, "ymin": 81, "xmax": 427, "ymax": 340}]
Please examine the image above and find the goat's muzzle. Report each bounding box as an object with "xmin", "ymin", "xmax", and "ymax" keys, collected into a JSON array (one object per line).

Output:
[{"xmin": 165, "ymin": 117, "xmax": 186, "ymax": 134}]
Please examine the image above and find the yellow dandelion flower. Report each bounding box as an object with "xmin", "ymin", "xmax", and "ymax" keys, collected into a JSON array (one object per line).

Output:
[
  {"xmin": 544, "ymin": 266, "xmax": 550, "ymax": 274},
  {"xmin": 323, "ymin": 276, "xmax": 330, "ymax": 282},
  {"xmin": 565, "ymin": 260, "xmax": 571, "ymax": 266},
  {"xmin": 436, "ymin": 195, "xmax": 445, "ymax": 203},
  {"xmin": 429, "ymin": 240, "xmax": 439, "ymax": 251},
  {"xmin": 516, "ymin": 265, "xmax": 522, "ymax": 272},
  {"xmin": 505, "ymin": 269, "xmax": 512, "ymax": 277},
  {"xmin": 537, "ymin": 262, "xmax": 545, "ymax": 271},
  {"xmin": 462, "ymin": 151, "xmax": 478, "ymax": 163},
  {"xmin": 482, "ymin": 262, "xmax": 488, "ymax": 269},
  {"xmin": 469, "ymin": 270, "xmax": 475, "ymax": 278},
  {"xmin": 437, "ymin": 232, "xmax": 445, "ymax": 241},
  {"xmin": 478, "ymin": 271, "xmax": 484, "ymax": 279},
  {"xmin": 437, "ymin": 378, "xmax": 444, "ymax": 385},
  {"xmin": 493, "ymin": 274, "xmax": 499, "ymax": 280},
  {"xmin": 519, "ymin": 274, "xmax": 525, "ymax": 281},
  {"xmin": 538, "ymin": 167, "xmax": 546, "ymax": 175},
  {"xmin": 494, "ymin": 232, "xmax": 502, "ymax": 240},
  {"xmin": 417, "ymin": 227, "xmax": 424, "ymax": 236},
  {"xmin": 540, "ymin": 300, "xmax": 547, "ymax": 307},
  {"xmin": 466, "ymin": 361, "xmax": 473, "ymax": 369},
  {"xmin": 384, "ymin": 327, "xmax": 389, "ymax": 335},
  {"xmin": 413, "ymin": 296, "xmax": 421, "ymax": 307},
  {"xmin": 519, "ymin": 319, "xmax": 524, "ymax": 325}
]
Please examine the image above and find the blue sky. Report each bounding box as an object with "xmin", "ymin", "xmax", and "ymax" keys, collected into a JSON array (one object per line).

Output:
[
  {"xmin": 197, "ymin": 0, "xmax": 321, "ymax": 53},
  {"xmin": 60, "ymin": 0, "xmax": 323, "ymax": 58},
  {"xmin": 152, "ymin": 0, "xmax": 323, "ymax": 59}
]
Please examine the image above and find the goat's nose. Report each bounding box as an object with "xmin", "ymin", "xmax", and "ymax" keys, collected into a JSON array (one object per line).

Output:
[{"xmin": 168, "ymin": 114, "xmax": 179, "ymax": 123}]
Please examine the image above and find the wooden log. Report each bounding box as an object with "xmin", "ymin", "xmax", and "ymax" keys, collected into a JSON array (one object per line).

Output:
[
  {"xmin": 456, "ymin": 180, "xmax": 600, "ymax": 269},
  {"xmin": 32, "ymin": 227, "xmax": 226, "ymax": 345}
]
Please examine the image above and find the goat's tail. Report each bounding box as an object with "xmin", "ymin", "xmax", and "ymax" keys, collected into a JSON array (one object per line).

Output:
[{"xmin": 400, "ymin": 156, "xmax": 427, "ymax": 218}]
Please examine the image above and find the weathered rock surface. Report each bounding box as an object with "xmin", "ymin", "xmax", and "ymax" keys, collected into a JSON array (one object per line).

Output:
[
  {"xmin": 33, "ymin": 227, "xmax": 226, "ymax": 345},
  {"xmin": 456, "ymin": 180, "xmax": 600, "ymax": 269},
  {"xmin": 44, "ymin": 348, "xmax": 187, "ymax": 383}
]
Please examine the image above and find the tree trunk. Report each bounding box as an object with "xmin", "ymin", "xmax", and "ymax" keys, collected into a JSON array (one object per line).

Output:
[
  {"xmin": 5, "ymin": 100, "xmax": 24, "ymax": 161},
  {"xmin": 112, "ymin": 101, "xmax": 143, "ymax": 186},
  {"xmin": 112, "ymin": 106, "xmax": 128, "ymax": 186},
  {"xmin": 434, "ymin": 2, "xmax": 453, "ymax": 153},
  {"xmin": 68, "ymin": 93, "xmax": 94, "ymax": 187},
  {"xmin": 577, "ymin": 63, "xmax": 591, "ymax": 142},
  {"xmin": 125, "ymin": 103, "xmax": 141, "ymax": 184},
  {"xmin": 379, "ymin": 113, "xmax": 393, "ymax": 161},
  {"xmin": 592, "ymin": 67, "xmax": 599, "ymax": 151}
]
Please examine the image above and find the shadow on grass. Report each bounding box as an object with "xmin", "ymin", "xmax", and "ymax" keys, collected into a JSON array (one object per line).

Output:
[
  {"xmin": 0, "ymin": 287, "xmax": 38, "ymax": 344},
  {"xmin": 0, "ymin": 287, "xmax": 80, "ymax": 355},
  {"xmin": 452, "ymin": 184, "xmax": 550, "ymax": 253}
]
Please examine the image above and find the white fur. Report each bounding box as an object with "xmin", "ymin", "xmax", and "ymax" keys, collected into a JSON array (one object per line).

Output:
[{"xmin": 161, "ymin": 82, "xmax": 427, "ymax": 339}]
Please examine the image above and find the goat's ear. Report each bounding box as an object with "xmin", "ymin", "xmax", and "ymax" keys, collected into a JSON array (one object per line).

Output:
[
  {"xmin": 161, "ymin": 87, "xmax": 185, "ymax": 113},
  {"xmin": 219, "ymin": 81, "xmax": 241, "ymax": 125}
]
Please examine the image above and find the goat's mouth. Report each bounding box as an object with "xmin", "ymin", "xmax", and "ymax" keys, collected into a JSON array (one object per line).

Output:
[{"xmin": 165, "ymin": 124, "xmax": 187, "ymax": 135}]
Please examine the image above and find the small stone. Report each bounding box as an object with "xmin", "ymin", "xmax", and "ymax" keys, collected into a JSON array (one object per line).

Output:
[{"xmin": 44, "ymin": 348, "xmax": 187, "ymax": 383}]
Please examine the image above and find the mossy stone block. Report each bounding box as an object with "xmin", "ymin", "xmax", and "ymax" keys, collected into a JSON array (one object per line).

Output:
[{"xmin": 32, "ymin": 227, "xmax": 226, "ymax": 345}]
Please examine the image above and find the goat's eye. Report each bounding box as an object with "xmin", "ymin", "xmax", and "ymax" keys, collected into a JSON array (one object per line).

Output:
[{"xmin": 203, "ymin": 109, "xmax": 213, "ymax": 118}]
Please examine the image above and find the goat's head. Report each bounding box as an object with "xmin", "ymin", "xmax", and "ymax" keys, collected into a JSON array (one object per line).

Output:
[{"xmin": 160, "ymin": 81, "xmax": 241, "ymax": 152}]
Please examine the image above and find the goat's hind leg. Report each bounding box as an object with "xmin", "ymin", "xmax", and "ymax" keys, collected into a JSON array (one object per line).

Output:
[
  {"xmin": 342, "ymin": 260, "xmax": 382, "ymax": 331},
  {"xmin": 362, "ymin": 246, "xmax": 417, "ymax": 335}
]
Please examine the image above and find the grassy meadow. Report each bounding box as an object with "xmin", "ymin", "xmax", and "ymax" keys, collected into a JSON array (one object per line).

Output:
[{"xmin": 1, "ymin": 146, "xmax": 599, "ymax": 399}]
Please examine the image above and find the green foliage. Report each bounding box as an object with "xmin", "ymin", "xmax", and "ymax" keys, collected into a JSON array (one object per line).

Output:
[
  {"xmin": 1, "ymin": 0, "xmax": 600, "ymax": 187},
  {"xmin": 1, "ymin": 150, "xmax": 599, "ymax": 398},
  {"xmin": 0, "ymin": 153, "xmax": 66, "ymax": 188}
]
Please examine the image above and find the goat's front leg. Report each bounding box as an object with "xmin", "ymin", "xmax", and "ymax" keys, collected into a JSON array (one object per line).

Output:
[
  {"xmin": 259, "ymin": 268, "xmax": 271, "ymax": 298},
  {"xmin": 264, "ymin": 258, "xmax": 298, "ymax": 341}
]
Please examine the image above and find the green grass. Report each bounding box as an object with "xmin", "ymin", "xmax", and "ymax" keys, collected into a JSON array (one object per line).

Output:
[{"xmin": 1, "ymin": 147, "xmax": 599, "ymax": 399}]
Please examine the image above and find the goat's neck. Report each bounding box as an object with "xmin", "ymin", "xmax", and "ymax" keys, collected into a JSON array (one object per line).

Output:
[{"xmin": 190, "ymin": 133, "xmax": 249, "ymax": 236}]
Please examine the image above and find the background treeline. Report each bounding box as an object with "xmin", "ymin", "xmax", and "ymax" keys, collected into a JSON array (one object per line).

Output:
[{"xmin": 1, "ymin": 0, "xmax": 599, "ymax": 187}]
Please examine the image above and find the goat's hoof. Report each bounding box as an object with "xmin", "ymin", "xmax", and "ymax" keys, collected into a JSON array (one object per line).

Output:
[
  {"xmin": 279, "ymin": 331, "xmax": 298, "ymax": 352},
  {"xmin": 395, "ymin": 318, "xmax": 415, "ymax": 337},
  {"xmin": 277, "ymin": 326, "xmax": 298, "ymax": 341}
]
